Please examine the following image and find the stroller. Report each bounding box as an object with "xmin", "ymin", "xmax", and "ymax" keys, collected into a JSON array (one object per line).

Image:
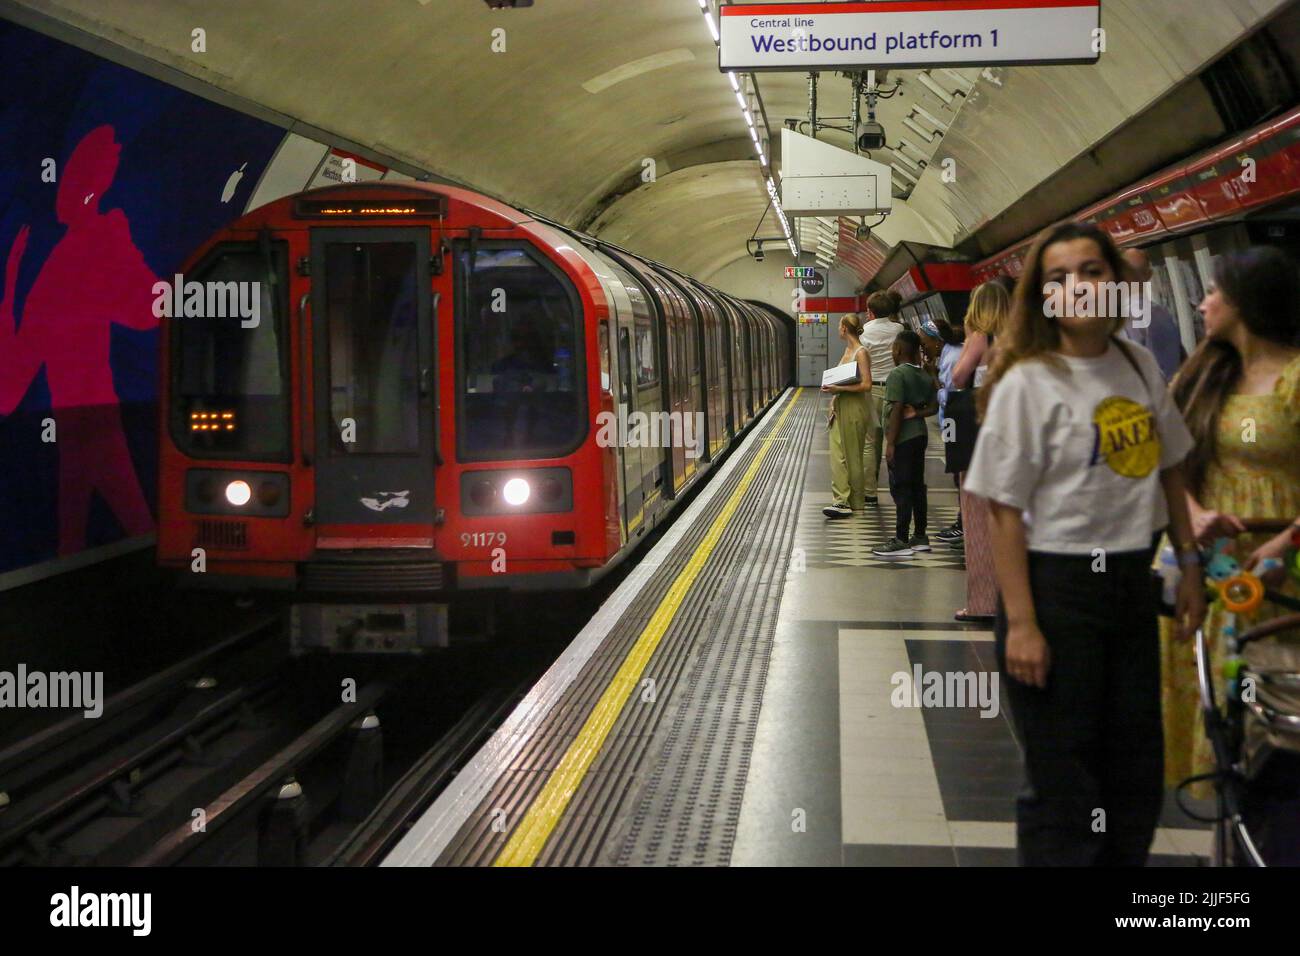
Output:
[{"xmin": 1187, "ymin": 520, "xmax": 1300, "ymax": 866}]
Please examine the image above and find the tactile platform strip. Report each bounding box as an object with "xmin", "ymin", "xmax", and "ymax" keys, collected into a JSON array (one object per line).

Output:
[
  {"xmin": 603, "ymin": 393, "xmax": 818, "ymax": 866},
  {"xmin": 436, "ymin": 391, "xmax": 813, "ymax": 866}
]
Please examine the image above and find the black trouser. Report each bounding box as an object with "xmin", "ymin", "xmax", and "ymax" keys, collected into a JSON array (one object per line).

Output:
[
  {"xmin": 994, "ymin": 543, "xmax": 1163, "ymax": 866},
  {"xmin": 888, "ymin": 433, "xmax": 927, "ymax": 540}
]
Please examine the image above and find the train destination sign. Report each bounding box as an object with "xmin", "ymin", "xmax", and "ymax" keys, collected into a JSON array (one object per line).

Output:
[{"xmin": 719, "ymin": 0, "xmax": 1102, "ymax": 72}]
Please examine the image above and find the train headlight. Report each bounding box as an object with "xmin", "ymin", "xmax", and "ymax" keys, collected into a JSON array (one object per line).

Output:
[
  {"xmin": 186, "ymin": 470, "xmax": 290, "ymax": 517},
  {"xmin": 502, "ymin": 478, "xmax": 531, "ymax": 507},
  {"xmin": 225, "ymin": 480, "xmax": 252, "ymax": 507},
  {"xmin": 460, "ymin": 468, "xmax": 572, "ymax": 516}
]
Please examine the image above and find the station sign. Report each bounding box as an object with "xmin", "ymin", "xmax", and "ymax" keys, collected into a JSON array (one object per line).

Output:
[
  {"xmin": 719, "ymin": 0, "xmax": 1102, "ymax": 72},
  {"xmin": 800, "ymin": 269, "xmax": 826, "ymax": 294}
]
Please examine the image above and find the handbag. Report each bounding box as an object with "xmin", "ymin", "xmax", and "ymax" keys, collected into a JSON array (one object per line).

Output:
[{"xmin": 944, "ymin": 386, "xmax": 979, "ymax": 474}]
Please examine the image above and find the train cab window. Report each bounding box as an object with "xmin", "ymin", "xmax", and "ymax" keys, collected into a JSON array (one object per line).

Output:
[
  {"xmin": 455, "ymin": 243, "xmax": 584, "ymax": 461},
  {"xmin": 172, "ymin": 242, "xmax": 290, "ymax": 461}
]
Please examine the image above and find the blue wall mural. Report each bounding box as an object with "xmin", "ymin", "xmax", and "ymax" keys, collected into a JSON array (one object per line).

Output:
[{"xmin": 0, "ymin": 20, "xmax": 285, "ymax": 578}]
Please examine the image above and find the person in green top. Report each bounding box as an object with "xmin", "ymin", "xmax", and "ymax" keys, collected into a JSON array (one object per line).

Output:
[{"xmin": 874, "ymin": 329, "xmax": 939, "ymax": 557}]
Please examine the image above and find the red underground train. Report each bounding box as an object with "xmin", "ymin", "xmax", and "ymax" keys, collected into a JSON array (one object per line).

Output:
[{"xmin": 156, "ymin": 182, "xmax": 791, "ymax": 652}]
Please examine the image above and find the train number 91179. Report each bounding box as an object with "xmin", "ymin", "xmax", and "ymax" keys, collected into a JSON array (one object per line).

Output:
[{"xmin": 461, "ymin": 532, "xmax": 508, "ymax": 548}]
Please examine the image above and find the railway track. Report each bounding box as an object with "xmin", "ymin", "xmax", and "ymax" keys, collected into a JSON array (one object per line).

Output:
[{"xmin": 0, "ymin": 596, "xmax": 585, "ymax": 867}]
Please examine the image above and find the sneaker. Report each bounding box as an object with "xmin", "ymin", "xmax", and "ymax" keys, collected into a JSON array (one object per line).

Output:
[
  {"xmin": 823, "ymin": 502, "xmax": 853, "ymax": 519},
  {"xmin": 872, "ymin": 537, "xmax": 914, "ymax": 558},
  {"xmin": 909, "ymin": 534, "xmax": 931, "ymax": 552},
  {"xmin": 864, "ymin": 496, "xmax": 880, "ymax": 505},
  {"xmin": 935, "ymin": 523, "xmax": 964, "ymax": 543}
]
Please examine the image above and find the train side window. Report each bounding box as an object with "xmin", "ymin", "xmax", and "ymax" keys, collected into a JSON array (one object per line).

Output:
[
  {"xmin": 635, "ymin": 318, "xmax": 657, "ymax": 388},
  {"xmin": 617, "ymin": 327, "xmax": 632, "ymax": 404},
  {"xmin": 597, "ymin": 321, "xmax": 611, "ymax": 394}
]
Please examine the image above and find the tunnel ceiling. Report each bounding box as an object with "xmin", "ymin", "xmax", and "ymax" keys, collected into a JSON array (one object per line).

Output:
[{"xmin": 14, "ymin": 0, "xmax": 1294, "ymax": 282}]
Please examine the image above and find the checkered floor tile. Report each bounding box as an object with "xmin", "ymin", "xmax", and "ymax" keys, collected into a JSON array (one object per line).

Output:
[{"xmin": 795, "ymin": 498, "xmax": 965, "ymax": 569}]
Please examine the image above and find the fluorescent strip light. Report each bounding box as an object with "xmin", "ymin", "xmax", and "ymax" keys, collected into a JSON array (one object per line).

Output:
[
  {"xmin": 704, "ymin": 10, "xmax": 719, "ymax": 42},
  {"xmin": 902, "ymin": 117, "xmax": 934, "ymax": 142},
  {"xmin": 728, "ymin": 71, "xmax": 740, "ymax": 92},
  {"xmin": 917, "ymin": 71, "xmax": 954, "ymax": 105},
  {"xmin": 744, "ymin": 110, "xmax": 754, "ymax": 127},
  {"xmin": 913, "ymin": 105, "xmax": 950, "ymax": 133},
  {"xmin": 898, "ymin": 136, "xmax": 929, "ymax": 161},
  {"xmin": 940, "ymin": 68, "xmax": 975, "ymax": 93},
  {"xmin": 735, "ymin": 90, "xmax": 747, "ymax": 111},
  {"xmin": 890, "ymin": 162, "xmax": 919, "ymax": 186},
  {"xmin": 892, "ymin": 150, "xmax": 921, "ymax": 173}
]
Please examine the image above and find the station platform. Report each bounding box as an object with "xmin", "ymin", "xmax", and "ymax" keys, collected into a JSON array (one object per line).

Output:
[{"xmin": 384, "ymin": 388, "xmax": 1212, "ymax": 868}]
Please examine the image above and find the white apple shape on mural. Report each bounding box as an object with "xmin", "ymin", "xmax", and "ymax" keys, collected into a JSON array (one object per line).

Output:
[{"xmin": 221, "ymin": 162, "xmax": 247, "ymax": 204}]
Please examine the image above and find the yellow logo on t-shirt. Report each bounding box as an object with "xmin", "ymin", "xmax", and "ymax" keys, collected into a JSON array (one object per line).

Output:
[{"xmin": 1089, "ymin": 397, "xmax": 1159, "ymax": 478}]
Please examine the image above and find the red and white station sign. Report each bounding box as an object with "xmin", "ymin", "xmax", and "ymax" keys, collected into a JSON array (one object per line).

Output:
[{"xmin": 719, "ymin": 0, "xmax": 1101, "ymax": 72}]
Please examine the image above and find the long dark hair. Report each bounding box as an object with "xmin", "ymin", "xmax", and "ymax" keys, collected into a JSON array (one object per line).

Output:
[
  {"xmin": 1172, "ymin": 246, "xmax": 1300, "ymax": 494},
  {"xmin": 979, "ymin": 221, "xmax": 1128, "ymax": 417}
]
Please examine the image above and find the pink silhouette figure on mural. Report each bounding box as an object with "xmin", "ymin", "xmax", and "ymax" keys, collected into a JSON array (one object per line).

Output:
[{"xmin": 0, "ymin": 124, "xmax": 157, "ymax": 555}]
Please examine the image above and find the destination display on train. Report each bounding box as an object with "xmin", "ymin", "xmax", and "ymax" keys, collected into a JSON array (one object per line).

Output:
[{"xmin": 719, "ymin": 0, "xmax": 1102, "ymax": 72}]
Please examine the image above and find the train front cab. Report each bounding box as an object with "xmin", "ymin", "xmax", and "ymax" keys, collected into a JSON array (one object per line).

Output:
[{"xmin": 159, "ymin": 187, "xmax": 615, "ymax": 652}]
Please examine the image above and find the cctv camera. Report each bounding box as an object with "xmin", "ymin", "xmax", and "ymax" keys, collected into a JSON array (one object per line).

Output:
[
  {"xmin": 755, "ymin": 247, "xmax": 766, "ymax": 262},
  {"xmin": 857, "ymin": 121, "xmax": 886, "ymax": 151}
]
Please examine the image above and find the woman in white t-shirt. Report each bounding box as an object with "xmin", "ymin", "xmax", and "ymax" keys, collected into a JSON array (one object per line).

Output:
[{"xmin": 964, "ymin": 222, "xmax": 1206, "ymax": 867}]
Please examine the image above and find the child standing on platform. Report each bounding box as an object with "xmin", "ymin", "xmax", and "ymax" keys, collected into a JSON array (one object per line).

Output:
[{"xmin": 873, "ymin": 329, "xmax": 937, "ymax": 557}]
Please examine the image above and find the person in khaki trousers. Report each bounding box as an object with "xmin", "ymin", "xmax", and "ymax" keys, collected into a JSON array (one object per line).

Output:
[
  {"xmin": 822, "ymin": 315, "xmax": 874, "ymax": 518},
  {"xmin": 858, "ymin": 290, "xmax": 904, "ymax": 503}
]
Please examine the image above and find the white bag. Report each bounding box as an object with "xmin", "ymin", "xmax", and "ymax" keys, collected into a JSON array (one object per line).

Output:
[{"xmin": 821, "ymin": 361, "xmax": 861, "ymax": 388}]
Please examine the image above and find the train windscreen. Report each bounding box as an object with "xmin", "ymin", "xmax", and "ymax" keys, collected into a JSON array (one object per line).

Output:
[
  {"xmin": 171, "ymin": 242, "xmax": 290, "ymax": 461},
  {"xmin": 455, "ymin": 243, "xmax": 584, "ymax": 461}
]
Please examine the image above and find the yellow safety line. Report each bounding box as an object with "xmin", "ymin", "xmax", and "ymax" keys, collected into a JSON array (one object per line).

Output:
[{"xmin": 494, "ymin": 389, "xmax": 802, "ymax": 866}]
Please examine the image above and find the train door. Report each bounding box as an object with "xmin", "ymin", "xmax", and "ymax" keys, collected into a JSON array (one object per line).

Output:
[
  {"xmin": 665, "ymin": 299, "xmax": 688, "ymax": 492},
  {"xmin": 308, "ymin": 228, "xmax": 436, "ymax": 535}
]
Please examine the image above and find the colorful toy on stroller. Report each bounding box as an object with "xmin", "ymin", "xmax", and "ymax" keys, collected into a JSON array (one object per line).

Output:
[{"xmin": 1178, "ymin": 521, "xmax": 1300, "ymax": 866}]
